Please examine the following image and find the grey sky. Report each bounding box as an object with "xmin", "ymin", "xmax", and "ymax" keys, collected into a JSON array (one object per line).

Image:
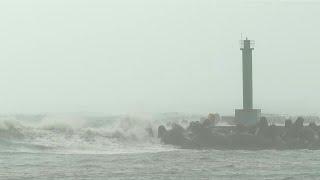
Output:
[{"xmin": 0, "ymin": 0, "xmax": 319, "ymax": 115}]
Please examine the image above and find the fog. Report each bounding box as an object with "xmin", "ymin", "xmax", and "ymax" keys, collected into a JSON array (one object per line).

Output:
[{"xmin": 0, "ymin": 0, "xmax": 319, "ymax": 115}]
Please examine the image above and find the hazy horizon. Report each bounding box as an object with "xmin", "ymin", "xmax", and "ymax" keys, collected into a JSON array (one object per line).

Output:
[{"xmin": 0, "ymin": 0, "xmax": 320, "ymax": 115}]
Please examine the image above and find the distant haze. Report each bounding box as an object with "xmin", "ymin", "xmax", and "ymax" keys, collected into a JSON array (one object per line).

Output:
[{"xmin": 0, "ymin": 0, "xmax": 319, "ymax": 115}]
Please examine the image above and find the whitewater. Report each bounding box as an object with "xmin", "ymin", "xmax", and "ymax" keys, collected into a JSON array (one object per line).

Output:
[
  {"xmin": 1, "ymin": 114, "xmax": 320, "ymax": 180},
  {"xmin": 0, "ymin": 114, "xmax": 180, "ymax": 155}
]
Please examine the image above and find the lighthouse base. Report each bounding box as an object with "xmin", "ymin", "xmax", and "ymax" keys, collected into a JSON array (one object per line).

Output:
[{"xmin": 235, "ymin": 109, "xmax": 261, "ymax": 125}]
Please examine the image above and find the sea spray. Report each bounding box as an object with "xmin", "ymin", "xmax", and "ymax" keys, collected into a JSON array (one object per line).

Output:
[{"xmin": 0, "ymin": 114, "xmax": 180, "ymax": 154}]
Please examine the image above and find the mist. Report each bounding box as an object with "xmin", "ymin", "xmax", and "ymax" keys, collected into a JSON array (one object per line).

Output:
[{"xmin": 0, "ymin": 0, "xmax": 319, "ymax": 115}]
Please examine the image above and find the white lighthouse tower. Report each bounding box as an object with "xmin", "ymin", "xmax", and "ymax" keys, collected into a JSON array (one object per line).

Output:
[{"xmin": 235, "ymin": 38, "xmax": 261, "ymax": 125}]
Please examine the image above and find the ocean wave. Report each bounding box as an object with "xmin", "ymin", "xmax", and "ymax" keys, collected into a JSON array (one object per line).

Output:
[{"xmin": 0, "ymin": 114, "xmax": 179, "ymax": 154}]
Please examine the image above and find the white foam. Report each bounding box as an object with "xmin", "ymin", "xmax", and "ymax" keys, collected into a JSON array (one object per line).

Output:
[{"xmin": 0, "ymin": 114, "xmax": 176, "ymax": 154}]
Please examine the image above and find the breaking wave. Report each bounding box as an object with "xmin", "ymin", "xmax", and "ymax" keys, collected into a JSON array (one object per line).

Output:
[{"xmin": 0, "ymin": 114, "xmax": 186, "ymax": 154}]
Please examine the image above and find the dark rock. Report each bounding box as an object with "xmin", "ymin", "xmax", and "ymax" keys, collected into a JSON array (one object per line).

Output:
[{"xmin": 157, "ymin": 116, "xmax": 320, "ymax": 150}]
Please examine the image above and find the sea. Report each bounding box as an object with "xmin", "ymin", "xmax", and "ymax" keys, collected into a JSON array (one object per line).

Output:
[{"xmin": 0, "ymin": 113, "xmax": 320, "ymax": 180}]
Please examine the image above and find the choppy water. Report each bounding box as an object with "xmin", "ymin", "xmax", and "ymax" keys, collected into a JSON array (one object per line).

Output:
[
  {"xmin": 1, "ymin": 114, "xmax": 320, "ymax": 179},
  {"xmin": 2, "ymin": 150, "xmax": 320, "ymax": 180}
]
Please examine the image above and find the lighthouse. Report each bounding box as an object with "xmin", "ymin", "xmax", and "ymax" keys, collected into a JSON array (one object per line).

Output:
[{"xmin": 235, "ymin": 38, "xmax": 261, "ymax": 125}]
